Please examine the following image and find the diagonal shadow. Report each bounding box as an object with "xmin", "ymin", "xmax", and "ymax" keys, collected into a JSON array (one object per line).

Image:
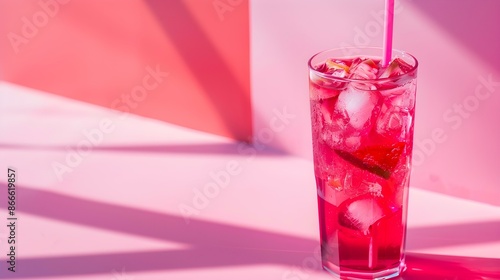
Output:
[
  {"xmin": 410, "ymin": 0, "xmax": 500, "ymax": 70},
  {"xmin": 0, "ymin": 0, "xmax": 255, "ymax": 142},
  {"xmin": 7, "ymin": 186, "xmax": 317, "ymax": 252},
  {"xmin": 0, "ymin": 184, "xmax": 318, "ymax": 278},
  {"xmin": 143, "ymin": 0, "xmax": 253, "ymax": 141},
  {"xmin": 1, "ymin": 185, "xmax": 499, "ymax": 278},
  {"xmin": 407, "ymin": 221, "xmax": 500, "ymax": 250},
  {"xmin": 0, "ymin": 142, "xmax": 284, "ymax": 156},
  {"xmin": 1, "ymin": 248, "xmax": 314, "ymax": 278},
  {"xmin": 402, "ymin": 253, "xmax": 500, "ymax": 280},
  {"xmin": 4, "ymin": 250, "xmax": 498, "ymax": 279}
]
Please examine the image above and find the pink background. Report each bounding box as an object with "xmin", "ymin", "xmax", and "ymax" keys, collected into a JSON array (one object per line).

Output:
[
  {"xmin": 0, "ymin": 1, "xmax": 499, "ymax": 279},
  {"xmin": 0, "ymin": 0, "xmax": 252, "ymax": 141},
  {"xmin": 1, "ymin": 82, "xmax": 499, "ymax": 279},
  {"xmin": 1, "ymin": 0, "xmax": 498, "ymax": 205},
  {"xmin": 251, "ymin": 0, "xmax": 500, "ymax": 206}
]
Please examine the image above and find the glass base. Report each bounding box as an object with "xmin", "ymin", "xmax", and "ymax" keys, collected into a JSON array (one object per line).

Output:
[{"xmin": 323, "ymin": 261, "xmax": 406, "ymax": 280}]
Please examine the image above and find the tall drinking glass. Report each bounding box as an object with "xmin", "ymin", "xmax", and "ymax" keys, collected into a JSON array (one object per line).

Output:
[{"xmin": 308, "ymin": 47, "xmax": 418, "ymax": 279}]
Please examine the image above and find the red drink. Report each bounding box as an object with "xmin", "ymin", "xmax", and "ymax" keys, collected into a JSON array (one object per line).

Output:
[{"xmin": 308, "ymin": 48, "xmax": 418, "ymax": 279}]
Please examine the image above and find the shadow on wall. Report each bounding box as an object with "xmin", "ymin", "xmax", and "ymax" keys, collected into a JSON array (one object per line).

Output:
[
  {"xmin": 0, "ymin": 0, "xmax": 252, "ymax": 141},
  {"xmin": 410, "ymin": 0, "xmax": 500, "ymax": 69},
  {"xmin": 408, "ymin": 0, "xmax": 500, "ymax": 207}
]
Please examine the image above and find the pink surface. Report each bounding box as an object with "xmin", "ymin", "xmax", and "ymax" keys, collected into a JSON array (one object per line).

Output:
[
  {"xmin": 250, "ymin": 0, "xmax": 500, "ymax": 206},
  {"xmin": 0, "ymin": 0, "xmax": 252, "ymax": 141},
  {"xmin": 0, "ymin": 82, "xmax": 499, "ymax": 279}
]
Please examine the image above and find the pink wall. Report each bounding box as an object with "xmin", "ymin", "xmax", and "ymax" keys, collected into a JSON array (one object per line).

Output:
[
  {"xmin": 1, "ymin": 0, "xmax": 498, "ymax": 206},
  {"xmin": 0, "ymin": 0, "xmax": 252, "ymax": 141},
  {"xmin": 251, "ymin": 0, "xmax": 500, "ymax": 205}
]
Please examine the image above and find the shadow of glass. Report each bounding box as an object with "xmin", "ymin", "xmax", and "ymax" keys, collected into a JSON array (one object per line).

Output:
[
  {"xmin": 401, "ymin": 253, "xmax": 500, "ymax": 280},
  {"xmin": 410, "ymin": 1, "xmax": 500, "ymax": 69},
  {"xmin": 407, "ymin": 221, "xmax": 500, "ymax": 250}
]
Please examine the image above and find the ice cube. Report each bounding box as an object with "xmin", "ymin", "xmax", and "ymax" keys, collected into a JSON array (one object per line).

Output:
[
  {"xmin": 338, "ymin": 195, "xmax": 388, "ymax": 234},
  {"xmin": 310, "ymin": 60, "xmax": 350, "ymax": 93},
  {"xmin": 325, "ymin": 59, "xmax": 350, "ymax": 75},
  {"xmin": 378, "ymin": 82, "xmax": 407, "ymax": 97},
  {"xmin": 319, "ymin": 96, "xmax": 338, "ymax": 124},
  {"xmin": 391, "ymin": 93, "xmax": 415, "ymax": 110},
  {"xmin": 309, "ymin": 80, "xmax": 341, "ymax": 100},
  {"xmin": 345, "ymin": 57, "xmax": 362, "ymax": 69},
  {"xmin": 331, "ymin": 131, "xmax": 343, "ymax": 146},
  {"xmin": 376, "ymin": 105, "xmax": 407, "ymax": 138},
  {"xmin": 379, "ymin": 58, "xmax": 413, "ymax": 79},
  {"xmin": 345, "ymin": 135, "xmax": 361, "ymax": 150},
  {"xmin": 319, "ymin": 174, "xmax": 344, "ymax": 205},
  {"xmin": 336, "ymin": 87, "xmax": 378, "ymax": 129},
  {"xmin": 323, "ymin": 169, "xmax": 352, "ymax": 195},
  {"xmin": 327, "ymin": 175, "xmax": 343, "ymax": 191},
  {"xmin": 314, "ymin": 63, "xmax": 328, "ymax": 73},
  {"xmin": 390, "ymin": 82, "xmax": 416, "ymax": 109},
  {"xmin": 380, "ymin": 110, "xmax": 403, "ymax": 130},
  {"xmin": 320, "ymin": 107, "xmax": 347, "ymax": 149},
  {"xmin": 343, "ymin": 171, "xmax": 352, "ymax": 190},
  {"xmin": 321, "ymin": 128, "xmax": 343, "ymax": 147},
  {"xmin": 349, "ymin": 59, "xmax": 380, "ymax": 80}
]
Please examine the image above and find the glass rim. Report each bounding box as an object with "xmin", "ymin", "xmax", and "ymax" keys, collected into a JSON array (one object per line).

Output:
[{"xmin": 308, "ymin": 47, "xmax": 418, "ymax": 83}]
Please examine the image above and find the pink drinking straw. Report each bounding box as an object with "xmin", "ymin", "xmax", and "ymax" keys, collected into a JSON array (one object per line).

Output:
[{"xmin": 382, "ymin": 0, "xmax": 395, "ymax": 67}]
